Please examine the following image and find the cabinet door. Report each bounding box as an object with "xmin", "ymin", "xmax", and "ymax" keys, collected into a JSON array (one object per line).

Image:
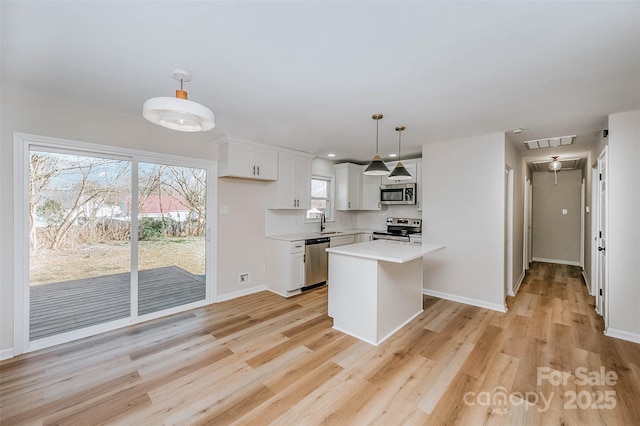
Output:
[
  {"xmin": 347, "ymin": 165, "xmax": 361, "ymax": 209},
  {"xmin": 361, "ymin": 172, "xmax": 381, "ymax": 210},
  {"xmin": 290, "ymin": 251, "xmax": 305, "ymax": 290},
  {"xmin": 293, "ymin": 157, "xmax": 311, "ymax": 210},
  {"xmin": 335, "ymin": 165, "xmax": 349, "ymax": 210},
  {"xmin": 227, "ymin": 142, "xmax": 255, "ymax": 178},
  {"xmin": 358, "ymin": 233, "xmax": 373, "ymax": 242},
  {"xmin": 255, "ymin": 148, "xmax": 278, "ymax": 180},
  {"xmin": 416, "ymin": 162, "xmax": 422, "ymax": 211}
]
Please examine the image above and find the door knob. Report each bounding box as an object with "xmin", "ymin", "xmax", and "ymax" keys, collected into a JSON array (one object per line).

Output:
[{"xmin": 598, "ymin": 247, "xmax": 605, "ymax": 252}]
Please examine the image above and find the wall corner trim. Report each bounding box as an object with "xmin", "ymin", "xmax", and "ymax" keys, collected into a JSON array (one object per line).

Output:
[
  {"xmin": 422, "ymin": 289, "xmax": 507, "ymax": 313},
  {"xmin": 604, "ymin": 328, "xmax": 640, "ymax": 344}
]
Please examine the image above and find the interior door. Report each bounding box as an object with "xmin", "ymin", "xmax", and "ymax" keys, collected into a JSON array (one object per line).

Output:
[{"xmin": 596, "ymin": 148, "xmax": 608, "ymax": 324}]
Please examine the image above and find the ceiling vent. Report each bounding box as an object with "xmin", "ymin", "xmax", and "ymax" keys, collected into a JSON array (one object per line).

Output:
[{"xmin": 523, "ymin": 135, "xmax": 575, "ymax": 150}]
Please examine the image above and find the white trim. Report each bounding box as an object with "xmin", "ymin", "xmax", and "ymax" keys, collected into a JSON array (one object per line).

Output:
[
  {"xmin": 0, "ymin": 348, "xmax": 14, "ymax": 361},
  {"xmin": 12, "ymin": 132, "xmax": 218, "ymax": 355},
  {"xmin": 216, "ymin": 285, "xmax": 267, "ymax": 302},
  {"xmin": 422, "ymin": 289, "xmax": 507, "ymax": 313},
  {"xmin": 580, "ymin": 178, "xmax": 585, "ymax": 268},
  {"xmin": 510, "ymin": 271, "xmax": 525, "ymax": 297},
  {"xmin": 604, "ymin": 328, "xmax": 640, "ymax": 344},
  {"xmin": 582, "ymin": 270, "xmax": 592, "ymax": 295},
  {"xmin": 532, "ymin": 257, "xmax": 581, "ymax": 266}
]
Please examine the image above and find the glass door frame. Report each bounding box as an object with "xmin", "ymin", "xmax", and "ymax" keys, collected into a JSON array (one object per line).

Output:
[{"xmin": 13, "ymin": 133, "xmax": 217, "ymax": 355}]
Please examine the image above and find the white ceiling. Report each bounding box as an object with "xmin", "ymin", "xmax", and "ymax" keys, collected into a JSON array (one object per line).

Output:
[{"xmin": 2, "ymin": 1, "xmax": 639, "ymax": 163}]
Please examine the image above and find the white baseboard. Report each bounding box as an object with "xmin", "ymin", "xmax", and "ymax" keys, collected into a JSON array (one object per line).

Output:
[
  {"xmin": 532, "ymin": 257, "xmax": 581, "ymax": 267},
  {"xmin": 216, "ymin": 285, "xmax": 267, "ymax": 302},
  {"xmin": 422, "ymin": 289, "xmax": 507, "ymax": 313},
  {"xmin": 0, "ymin": 348, "xmax": 14, "ymax": 361},
  {"xmin": 510, "ymin": 271, "xmax": 525, "ymax": 297},
  {"xmin": 604, "ymin": 328, "xmax": 640, "ymax": 344}
]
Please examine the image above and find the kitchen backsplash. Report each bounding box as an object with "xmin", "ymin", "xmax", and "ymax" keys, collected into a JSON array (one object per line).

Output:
[{"xmin": 265, "ymin": 204, "xmax": 421, "ymax": 235}]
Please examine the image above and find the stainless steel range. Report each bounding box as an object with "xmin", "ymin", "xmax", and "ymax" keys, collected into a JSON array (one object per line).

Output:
[{"xmin": 372, "ymin": 217, "xmax": 422, "ymax": 242}]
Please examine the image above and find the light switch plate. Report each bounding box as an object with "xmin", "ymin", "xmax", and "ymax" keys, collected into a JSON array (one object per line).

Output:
[{"xmin": 562, "ymin": 209, "xmax": 568, "ymax": 215}]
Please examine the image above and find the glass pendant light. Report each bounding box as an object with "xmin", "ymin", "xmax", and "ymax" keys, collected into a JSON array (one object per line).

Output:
[
  {"xmin": 549, "ymin": 156, "xmax": 562, "ymax": 185},
  {"xmin": 363, "ymin": 114, "xmax": 390, "ymax": 175},
  {"xmin": 388, "ymin": 125, "xmax": 412, "ymax": 180}
]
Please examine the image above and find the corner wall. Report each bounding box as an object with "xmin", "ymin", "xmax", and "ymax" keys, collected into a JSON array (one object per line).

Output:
[
  {"xmin": 606, "ymin": 109, "xmax": 640, "ymax": 342},
  {"xmin": 421, "ymin": 132, "xmax": 506, "ymax": 311}
]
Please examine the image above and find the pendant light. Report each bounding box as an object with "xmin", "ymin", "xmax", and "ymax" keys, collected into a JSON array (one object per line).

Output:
[
  {"xmin": 388, "ymin": 126, "xmax": 412, "ymax": 180},
  {"xmin": 549, "ymin": 156, "xmax": 562, "ymax": 185},
  {"xmin": 363, "ymin": 114, "xmax": 390, "ymax": 175},
  {"xmin": 143, "ymin": 69, "xmax": 215, "ymax": 132}
]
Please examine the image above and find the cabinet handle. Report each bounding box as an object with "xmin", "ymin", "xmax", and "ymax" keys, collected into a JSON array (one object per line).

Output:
[
  {"xmin": 257, "ymin": 166, "xmax": 260, "ymax": 175},
  {"xmin": 252, "ymin": 166, "xmax": 256, "ymax": 175},
  {"xmin": 348, "ymin": 202, "xmax": 351, "ymax": 209}
]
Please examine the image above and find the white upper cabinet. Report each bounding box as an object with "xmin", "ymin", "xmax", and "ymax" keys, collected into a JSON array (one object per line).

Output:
[
  {"xmin": 268, "ymin": 152, "xmax": 312, "ymax": 209},
  {"xmin": 335, "ymin": 163, "xmax": 380, "ymax": 211},
  {"xmin": 416, "ymin": 162, "xmax": 422, "ymax": 211},
  {"xmin": 361, "ymin": 173, "xmax": 381, "ymax": 210},
  {"xmin": 217, "ymin": 136, "xmax": 278, "ymax": 180},
  {"xmin": 335, "ymin": 163, "xmax": 361, "ymax": 210}
]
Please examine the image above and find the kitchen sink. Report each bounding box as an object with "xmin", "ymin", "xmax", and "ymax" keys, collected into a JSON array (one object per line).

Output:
[{"xmin": 318, "ymin": 231, "xmax": 342, "ymax": 235}]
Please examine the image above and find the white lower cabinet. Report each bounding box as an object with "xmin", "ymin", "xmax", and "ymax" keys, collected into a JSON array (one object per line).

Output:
[
  {"xmin": 358, "ymin": 233, "xmax": 373, "ymax": 243},
  {"xmin": 266, "ymin": 239, "xmax": 305, "ymax": 297}
]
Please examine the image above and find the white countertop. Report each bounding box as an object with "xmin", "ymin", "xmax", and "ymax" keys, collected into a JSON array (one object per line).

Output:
[
  {"xmin": 266, "ymin": 228, "xmax": 383, "ymax": 242},
  {"xmin": 326, "ymin": 240, "xmax": 445, "ymax": 263}
]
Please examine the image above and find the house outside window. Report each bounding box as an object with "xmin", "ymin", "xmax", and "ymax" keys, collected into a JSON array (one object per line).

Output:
[{"xmin": 307, "ymin": 177, "xmax": 331, "ymax": 220}]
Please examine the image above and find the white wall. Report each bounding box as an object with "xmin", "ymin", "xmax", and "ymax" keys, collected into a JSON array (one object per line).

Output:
[
  {"xmin": 531, "ymin": 169, "xmax": 583, "ymax": 264},
  {"xmin": 421, "ymin": 132, "xmax": 506, "ymax": 311},
  {"xmin": 606, "ymin": 110, "xmax": 640, "ymax": 342}
]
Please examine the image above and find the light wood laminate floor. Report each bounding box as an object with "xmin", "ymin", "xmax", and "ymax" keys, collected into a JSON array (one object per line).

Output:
[{"xmin": 1, "ymin": 262, "xmax": 639, "ymax": 425}]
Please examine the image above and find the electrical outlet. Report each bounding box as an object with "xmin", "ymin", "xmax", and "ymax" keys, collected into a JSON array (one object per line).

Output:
[{"xmin": 239, "ymin": 272, "xmax": 250, "ymax": 284}]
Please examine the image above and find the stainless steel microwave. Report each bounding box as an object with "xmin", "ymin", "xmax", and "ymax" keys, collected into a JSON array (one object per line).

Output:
[{"xmin": 380, "ymin": 183, "xmax": 416, "ymax": 205}]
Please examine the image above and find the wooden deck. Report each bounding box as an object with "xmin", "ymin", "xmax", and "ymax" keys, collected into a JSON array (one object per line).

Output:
[{"xmin": 29, "ymin": 266, "xmax": 205, "ymax": 341}]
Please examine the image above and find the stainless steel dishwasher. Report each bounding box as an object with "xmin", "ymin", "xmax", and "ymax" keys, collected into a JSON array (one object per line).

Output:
[{"xmin": 304, "ymin": 237, "xmax": 330, "ymax": 291}]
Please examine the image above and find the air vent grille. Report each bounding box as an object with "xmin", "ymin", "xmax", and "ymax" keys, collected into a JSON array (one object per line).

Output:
[{"xmin": 523, "ymin": 135, "xmax": 576, "ymax": 150}]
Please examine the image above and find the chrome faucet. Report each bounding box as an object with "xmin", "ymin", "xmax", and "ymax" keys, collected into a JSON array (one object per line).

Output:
[{"xmin": 320, "ymin": 213, "xmax": 326, "ymax": 232}]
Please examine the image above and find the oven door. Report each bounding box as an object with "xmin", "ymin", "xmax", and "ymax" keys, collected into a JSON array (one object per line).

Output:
[{"xmin": 372, "ymin": 232, "xmax": 411, "ymax": 242}]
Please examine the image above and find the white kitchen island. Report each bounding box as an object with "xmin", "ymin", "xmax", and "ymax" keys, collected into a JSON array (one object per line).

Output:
[{"xmin": 326, "ymin": 240, "xmax": 445, "ymax": 346}]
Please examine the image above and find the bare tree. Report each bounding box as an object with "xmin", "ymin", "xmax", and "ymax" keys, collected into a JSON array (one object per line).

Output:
[
  {"xmin": 29, "ymin": 153, "xmax": 60, "ymax": 249},
  {"xmin": 165, "ymin": 166, "xmax": 207, "ymax": 236}
]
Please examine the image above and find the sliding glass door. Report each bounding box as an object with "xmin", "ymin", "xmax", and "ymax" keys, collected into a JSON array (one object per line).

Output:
[
  {"xmin": 29, "ymin": 149, "xmax": 132, "ymax": 341},
  {"xmin": 137, "ymin": 162, "xmax": 208, "ymax": 316},
  {"xmin": 19, "ymin": 135, "xmax": 215, "ymax": 351}
]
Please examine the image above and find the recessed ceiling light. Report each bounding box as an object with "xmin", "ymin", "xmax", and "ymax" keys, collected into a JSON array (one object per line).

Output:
[
  {"xmin": 388, "ymin": 153, "xmax": 397, "ymax": 158},
  {"xmin": 327, "ymin": 153, "xmax": 336, "ymax": 157},
  {"xmin": 512, "ymin": 128, "xmax": 523, "ymax": 134}
]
